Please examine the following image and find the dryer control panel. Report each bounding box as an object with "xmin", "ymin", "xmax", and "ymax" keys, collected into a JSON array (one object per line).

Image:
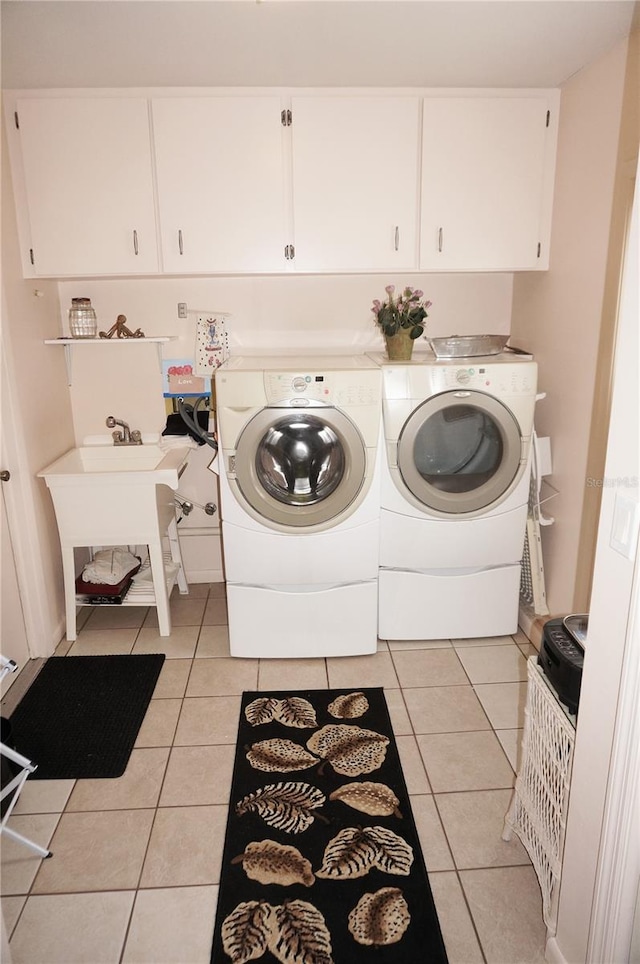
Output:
[{"xmin": 432, "ymin": 363, "xmax": 537, "ymax": 396}]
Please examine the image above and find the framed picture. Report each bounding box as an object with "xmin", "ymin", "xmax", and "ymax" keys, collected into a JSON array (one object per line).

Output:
[{"xmin": 162, "ymin": 359, "xmax": 211, "ymax": 398}]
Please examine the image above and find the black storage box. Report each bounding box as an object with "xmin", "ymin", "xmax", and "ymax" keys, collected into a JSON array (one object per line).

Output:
[{"xmin": 538, "ymin": 616, "xmax": 586, "ymax": 715}]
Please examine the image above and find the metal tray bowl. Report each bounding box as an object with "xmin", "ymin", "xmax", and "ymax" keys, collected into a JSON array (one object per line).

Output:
[
  {"xmin": 428, "ymin": 335, "xmax": 510, "ymax": 358},
  {"xmin": 563, "ymin": 613, "xmax": 588, "ymax": 648}
]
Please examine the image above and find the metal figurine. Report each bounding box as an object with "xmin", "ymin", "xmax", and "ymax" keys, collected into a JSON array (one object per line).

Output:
[{"xmin": 99, "ymin": 314, "xmax": 145, "ymax": 339}]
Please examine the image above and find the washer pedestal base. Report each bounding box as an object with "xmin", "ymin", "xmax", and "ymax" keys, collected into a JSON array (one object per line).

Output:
[{"xmin": 227, "ymin": 581, "xmax": 378, "ymax": 658}]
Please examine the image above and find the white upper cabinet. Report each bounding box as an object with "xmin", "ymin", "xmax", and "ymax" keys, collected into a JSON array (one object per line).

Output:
[
  {"xmin": 290, "ymin": 96, "xmax": 420, "ymax": 272},
  {"xmin": 5, "ymin": 88, "xmax": 559, "ymax": 278},
  {"xmin": 152, "ymin": 97, "xmax": 287, "ymax": 273},
  {"xmin": 420, "ymin": 94, "xmax": 559, "ymax": 271},
  {"xmin": 13, "ymin": 97, "xmax": 159, "ymax": 276}
]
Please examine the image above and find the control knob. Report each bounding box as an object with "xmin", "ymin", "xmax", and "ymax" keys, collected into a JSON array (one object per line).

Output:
[
  {"xmin": 456, "ymin": 369, "xmax": 471, "ymax": 385},
  {"xmin": 292, "ymin": 377, "xmax": 307, "ymax": 393}
]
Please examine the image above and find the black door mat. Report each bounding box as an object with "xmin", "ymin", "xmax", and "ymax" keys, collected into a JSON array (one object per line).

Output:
[
  {"xmin": 211, "ymin": 687, "xmax": 448, "ymax": 963},
  {"xmin": 7, "ymin": 654, "xmax": 165, "ymax": 779}
]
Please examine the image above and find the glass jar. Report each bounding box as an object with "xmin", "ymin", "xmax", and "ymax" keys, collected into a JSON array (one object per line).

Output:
[{"xmin": 68, "ymin": 297, "xmax": 97, "ymax": 338}]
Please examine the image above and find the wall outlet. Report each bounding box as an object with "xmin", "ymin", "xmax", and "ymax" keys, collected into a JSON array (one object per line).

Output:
[
  {"xmin": 610, "ymin": 494, "xmax": 640, "ymax": 561},
  {"xmin": 177, "ymin": 302, "xmax": 188, "ymax": 319}
]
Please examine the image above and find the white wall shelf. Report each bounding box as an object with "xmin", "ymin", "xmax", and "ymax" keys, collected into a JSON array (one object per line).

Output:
[{"xmin": 44, "ymin": 336, "xmax": 177, "ymax": 384}]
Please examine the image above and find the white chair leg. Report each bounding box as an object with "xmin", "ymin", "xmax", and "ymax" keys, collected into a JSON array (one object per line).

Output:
[
  {"xmin": 2, "ymin": 824, "xmax": 52, "ymax": 859},
  {"xmin": 1, "ymin": 740, "xmax": 52, "ymax": 859}
]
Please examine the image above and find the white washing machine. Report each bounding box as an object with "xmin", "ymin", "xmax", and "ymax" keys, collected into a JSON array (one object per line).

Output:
[
  {"xmin": 213, "ymin": 355, "xmax": 382, "ymax": 658},
  {"xmin": 369, "ymin": 351, "xmax": 538, "ymax": 640}
]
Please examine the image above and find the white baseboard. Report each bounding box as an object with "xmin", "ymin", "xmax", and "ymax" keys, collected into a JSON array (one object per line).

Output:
[
  {"xmin": 185, "ymin": 568, "xmax": 225, "ymax": 584},
  {"xmin": 518, "ymin": 604, "xmax": 549, "ymax": 651},
  {"xmin": 518, "ymin": 603, "xmax": 536, "ymax": 639},
  {"xmin": 53, "ymin": 616, "xmax": 66, "ymax": 653}
]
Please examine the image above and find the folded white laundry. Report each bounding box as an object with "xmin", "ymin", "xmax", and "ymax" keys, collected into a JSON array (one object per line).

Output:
[
  {"xmin": 81, "ymin": 548, "xmax": 141, "ymax": 586},
  {"xmin": 131, "ymin": 557, "xmax": 153, "ymax": 586},
  {"xmin": 158, "ymin": 435, "xmax": 200, "ymax": 452}
]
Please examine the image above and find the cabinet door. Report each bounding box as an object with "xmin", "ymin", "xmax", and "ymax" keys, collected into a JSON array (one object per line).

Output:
[
  {"xmin": 153, "ymin": 97, "xmax": 287, "ymax": 273},
  {"xmin": 420, "ymin": 96, "xmax": 557, "ymax": 271},
  {"xmin": 16, "ymin": 98, "xmax": 158, "ymax": 276},
  {"xmin": 291, "ymin": 97, "xmax": 420, "ymax": 272}
]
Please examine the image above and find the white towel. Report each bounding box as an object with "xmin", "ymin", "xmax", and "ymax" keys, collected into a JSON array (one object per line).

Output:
[
  {"xmin": 158, "ymin": 436, "xmax": 200, "ymax": 452},
  {"xmin": 131, "ymin": 557, "xmax": 153, "ymax": 587},
  {"xmin": 81, "ymin": 548, "xmax": 141, "ymax": 586}
]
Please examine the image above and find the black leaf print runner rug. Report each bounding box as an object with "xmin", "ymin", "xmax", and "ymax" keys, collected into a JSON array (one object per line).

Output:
[{"xmin": 211, "ymin": 687, "xmax": 448, "ymax": 964}]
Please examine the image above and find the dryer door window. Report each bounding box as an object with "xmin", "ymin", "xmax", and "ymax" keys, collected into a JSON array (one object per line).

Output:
[
  {"xmin": 397, "ymin": 391, "xmax": 523, "ymax": 513},
  {"xmin": 233, "ymin": 406, "xmax": 367, "ymax": 527}
]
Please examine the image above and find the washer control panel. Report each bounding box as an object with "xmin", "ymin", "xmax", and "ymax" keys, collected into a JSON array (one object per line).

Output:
[
  {"xmin": 266, "ymin": 371, "xmax": 331, "ymax": 401},
  {"xmin": 265, "ymin": 371, "xmax": 378, "ymax": 406}
]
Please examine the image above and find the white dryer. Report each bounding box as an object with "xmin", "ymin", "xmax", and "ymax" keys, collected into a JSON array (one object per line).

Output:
[
  {"xmin": 214, "ymin": 355, "xmax": 382, "ymax": 658},
  {"xmin": 370, "ymin": 351, "xmax": 538, "ymax": 640}
]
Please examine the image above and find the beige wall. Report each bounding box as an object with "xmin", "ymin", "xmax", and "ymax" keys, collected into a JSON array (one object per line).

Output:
[
  {"xmin": 54, "ymin": 272, "xmax": 514, "ymax": 445},
  {"xmin": 1, "ymin": 110, "xmax": 75, "ymax": 653},
  {"xmin": 511, "ymin": 38, "xmax": 630, "ymax": 615},
  {"xmin": 576, "ymin": 26, "xmax": 640, "ymax": 610},
  {"xmin": 550, "ymin": 30, "xmax": 640, "ymax": 963}
]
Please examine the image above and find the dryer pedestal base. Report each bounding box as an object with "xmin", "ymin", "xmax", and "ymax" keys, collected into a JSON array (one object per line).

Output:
[
  {"xmin": 227, "ymin": 581, "xmax": 378, "ymax": 658},
  {"xmin": 378, "ymin": 565, "xmax": 521, "ymax": 640}
]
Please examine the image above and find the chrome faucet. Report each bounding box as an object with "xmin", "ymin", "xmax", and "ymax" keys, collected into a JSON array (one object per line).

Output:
[{"xmin": 106, "ymin": 416, "xmax": 142, "ymax": 445}]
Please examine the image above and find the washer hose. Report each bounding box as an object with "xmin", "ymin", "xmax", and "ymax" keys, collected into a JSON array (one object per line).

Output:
[{"xmin": 177, "ymin": 395, "xmax": 218, "ymax": 451}]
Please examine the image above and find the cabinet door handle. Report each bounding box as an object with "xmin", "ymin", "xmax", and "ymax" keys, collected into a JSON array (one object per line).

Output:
[
  {"xmin": 133, "ymin": 230, "xmax": 139, "ymax": 256},
  {"xmin": 178, "ymin": 230, "xmax": 184, "ymax": 256},
  {"xmin": 438, "ymin": 227, "xmax": 443, "ymax": 253},
  {"xmin": 394, "ymin": 226, "xmax": 399, "ymax": 251}
]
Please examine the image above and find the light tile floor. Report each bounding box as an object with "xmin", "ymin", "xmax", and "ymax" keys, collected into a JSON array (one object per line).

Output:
[{"xmin": 1, "ymin": 583, "xmax": 548, "ymax": 964}]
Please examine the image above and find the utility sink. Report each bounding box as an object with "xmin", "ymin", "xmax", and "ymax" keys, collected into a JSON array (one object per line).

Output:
[
  {"xmin": 38, "ymin": 441, "xmax": 191, "ymax": 559},
  {"xmin": 39, "ymin": 443, "xmax": 190, "ymax": 483},
  {"xmin": 39, "ymin": 442, "xmax": 192, "ymax": 642}
]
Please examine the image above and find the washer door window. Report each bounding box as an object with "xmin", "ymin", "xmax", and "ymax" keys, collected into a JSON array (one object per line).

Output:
[
  {"xmin": 233, "ymin": 406, "xmax": 367, "ymax": 527},
  {"xmin": 397, "ymin": 391, "xmax": 523, "ymax": 513}
]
